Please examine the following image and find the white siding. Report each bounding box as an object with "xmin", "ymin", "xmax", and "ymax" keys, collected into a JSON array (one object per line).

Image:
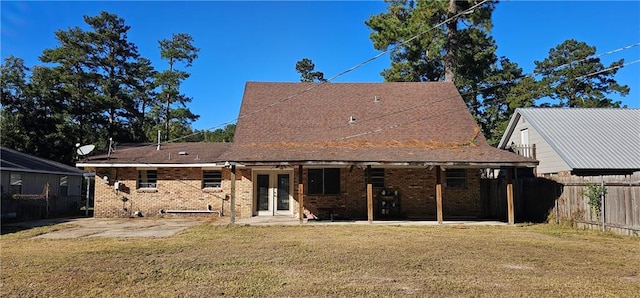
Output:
[{"xmin": 506, "ymin": 117, "xmax": 570, "ymax": 175}]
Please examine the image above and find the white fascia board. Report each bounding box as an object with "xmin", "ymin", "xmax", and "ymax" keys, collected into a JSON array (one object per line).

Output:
[
  {"xmin": 497, "ymin": 110, "xmax": 522, "ymax": 149},
  {"xmin": 76, "ymin": 163, "xmax": 222, "ymax": 168}
]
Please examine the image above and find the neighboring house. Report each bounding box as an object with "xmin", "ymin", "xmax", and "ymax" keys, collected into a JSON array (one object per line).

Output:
[
  {"xmin": 78, "ymin": 82, "xmax": 537, "ymax": 222},
  {"xmin": 76, "ymin": 143, "xmax": 232, "ymax": 218},
  {"xmin": 1, "ymin": 147, "xmax": 86, "ymax": 219},
  {"xmin": 498, "ymin": 108, "xmax": 640, "ymax": 177}
]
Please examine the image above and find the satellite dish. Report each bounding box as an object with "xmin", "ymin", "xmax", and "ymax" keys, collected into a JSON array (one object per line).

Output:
[{"xmin": 77, "ymin": 144, "xmax": 96, "ymax": 156}]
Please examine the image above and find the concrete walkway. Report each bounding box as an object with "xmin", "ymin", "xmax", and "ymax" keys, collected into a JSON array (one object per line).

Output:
[
  {"xmin": 2, "ymin": 216, "xmax": 508, "ymax": 239},
  {"xmin": 3, "ymin": 217, "xmax": 201, "ymax": 239},
  {"xmin": 233, "ymin": 216, "xmax": 507, "ymax": 226}
]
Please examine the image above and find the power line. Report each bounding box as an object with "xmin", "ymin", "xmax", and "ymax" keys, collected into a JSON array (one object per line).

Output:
[
  {"xmin": 334, "ymin": 58, "xmax": 639, "ymax": 141},
  {"xmin": 553, "ymin": 42, "xmax": 640, "ymax": 71},
  {"xmin": 148, "ymin": 0, "xmax": 492, "ymax": 146},
  {"xmin": 115, "ymin": 4, "xmax": 638, "ymax": 152},
  {"xmin": 575, "ymin": 59, "xmax": 640, "ymax": 80}
]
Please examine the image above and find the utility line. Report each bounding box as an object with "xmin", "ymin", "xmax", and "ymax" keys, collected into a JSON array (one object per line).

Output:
[
  {"xmin": 553, "ymin": 42, "xmax": 640, "ymax": 71},
  {"xmin": 112, "ymin": 4, "xmax": 637, "ymax": 152},
  {"xmin": 159, "ymin": 0, "xmax": 491, "ymax": 144},
  {"xmin": 575, "ymin": 59, "xmax": 640, "ymax": 80}
]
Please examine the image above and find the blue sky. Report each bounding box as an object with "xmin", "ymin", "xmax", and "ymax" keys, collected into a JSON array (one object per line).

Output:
[{"xmin": 1, "ymin": 1, "xmax": 639, "ymax": 131}]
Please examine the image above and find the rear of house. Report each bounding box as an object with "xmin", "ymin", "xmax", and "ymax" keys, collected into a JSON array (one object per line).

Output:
[
  {"xmin": 79, "ymin": 82, "xmax": 536, "ymax": 222},
  {"xmin": 221, "ymin": 82, "xmax": 536, "ymax": 221}
]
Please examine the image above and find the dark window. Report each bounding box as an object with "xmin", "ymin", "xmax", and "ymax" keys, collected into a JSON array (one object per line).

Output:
[
  {"xmin": 59, "ymin": 176, "xmax": 68, "ymax": 196},
  {"xmin": 137, "ymin": 170, "xmax": 157, "ymax": 189},
  {"xmin": 203, "ymin": 170, "xmax": 222, "ymax": 188},
  {"xmin": 308, "ymin": 168, "xmax": 340, "ymax": 195},
  {"xmin": 10, "ymin": 173, "xmax": 22, "ymax": 194},
  {"xmin": 370, "ymin": 168, "xmax": 385, "ymax": 188},
  {"xmin": 446, "ymin": 169, "xmax": 467, "ymax": 188}
]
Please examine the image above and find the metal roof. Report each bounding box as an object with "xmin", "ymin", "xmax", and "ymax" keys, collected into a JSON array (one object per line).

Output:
[
  {"xmin": 1, "ymin": 147, "xmax": 86, "ymax": 176},
  {"xmin": 508, "ymin": 108, "xmax": 640, "ymax": 170}
]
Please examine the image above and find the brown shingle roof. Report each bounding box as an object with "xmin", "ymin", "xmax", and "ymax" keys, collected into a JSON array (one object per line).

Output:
[
  {"xmin": 222, "ymin": 82, "xmax": 537, "ymax": 166},
  {"xmin": 80, "ymin": 142, "xmax": 231, "ymax": 165}
]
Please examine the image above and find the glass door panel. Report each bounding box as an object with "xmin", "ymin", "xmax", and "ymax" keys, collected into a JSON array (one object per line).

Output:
[
  {"xmin": 257, "ymin": 174, "xmax": 269, "ymax": 211},
  {"xmin": 277, "ymin": 174, "xmax": 290, "ymax": 211}
]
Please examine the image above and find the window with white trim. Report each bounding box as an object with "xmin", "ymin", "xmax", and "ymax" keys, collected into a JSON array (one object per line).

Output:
[
  {"xmin": 202, "ymin": 170, "xmax": 222, "ymax": 188},
  {"xmin": 137, "ymin": 169, "xmax": 157, "ymax": 189}
]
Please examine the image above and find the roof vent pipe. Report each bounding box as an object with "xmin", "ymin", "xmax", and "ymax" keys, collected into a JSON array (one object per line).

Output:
[
  {"xmin": 157, "ymin": 130, "xmax": 161, "ymax": 151},
  {"xmin": 349, "ymin": 116, "xmax": 356, "ymax": 124},
  {"xmin": 374, "ymin": 96, "xmax": 380, "ymax": 103},
  {"xmin": 107, "ymin": 137, "xmax": 113, "ymax": 159}
]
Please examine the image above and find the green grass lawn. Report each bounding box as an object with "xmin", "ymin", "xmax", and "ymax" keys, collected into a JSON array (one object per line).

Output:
[{"xmin": 1, "ymin": 222, "xmax": 639, "ymax": 297}]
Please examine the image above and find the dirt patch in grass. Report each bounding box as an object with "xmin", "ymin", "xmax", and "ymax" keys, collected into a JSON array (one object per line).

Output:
[{"xmin": 1, "ymin": 224, "xmax": 639, "ymax": 297}]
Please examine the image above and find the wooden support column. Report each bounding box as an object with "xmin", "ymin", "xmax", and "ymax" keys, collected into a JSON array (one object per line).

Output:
[
  {"xmin": 298, "ymin": 165, "xmax": 304, "ymax": 224},
  {"xmin": 366, "ymin": 165, "xmax": 373, "ymax": 224},
  {"xmin": 507, "ymin": 167, "xmax": 514, "ymax": 225},
  {"xmin": 436, "ymin": 166, "xmax": 443, "ymax": 224},
  {"xmin": 230, "ymin": 164, "xmax": 236, "ymax": 224}
]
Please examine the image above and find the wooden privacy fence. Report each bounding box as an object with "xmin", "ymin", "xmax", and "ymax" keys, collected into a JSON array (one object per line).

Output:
[
  {"xmin": 552, "ymin": 175, "xmax": 639, "ymax": 236},
  {"xmin": 481, "ymin": 173, "xmax": 640, "ymax": 236}
]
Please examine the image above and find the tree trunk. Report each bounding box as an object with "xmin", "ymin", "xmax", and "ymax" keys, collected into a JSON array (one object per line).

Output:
[
  {"xmin": 164, "ymin": 58, "xmax": 173, "ymax": 141},
  {"xmin": 444, "ymin": 0, "xmax": 458, "ymax": 83}
]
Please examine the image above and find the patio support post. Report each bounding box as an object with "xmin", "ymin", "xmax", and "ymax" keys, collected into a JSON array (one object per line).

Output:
[
  {"xmin": 507, "ymin": 167, "xmax": 515, "ymax": 225},
  {"xmin": 85, "ymin": 176, "xmax": 91, "ymax": 217},
  {"xmin": 230, "ymin": 165, "xmax": 236, "ymax": 224},
  {"xmin": 367, "ymin": 165, "xmax": 373, "ymax": 224},
  {"xmin": 436, "ymin": 166, "xmax": 443, "ymax": 224},
  {"xmin": 298, "ymin": 165, "xmax": 304, "ymax": 224}
]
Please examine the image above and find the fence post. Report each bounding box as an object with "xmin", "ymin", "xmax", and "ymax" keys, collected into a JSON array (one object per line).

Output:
[{"xmin": 601, "ymin": 180, "xmax": 605, "ymax": 232}]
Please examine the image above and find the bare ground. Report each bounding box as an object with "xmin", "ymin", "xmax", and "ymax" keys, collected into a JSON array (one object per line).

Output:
[{"xmin": 1, "ymin": 220, "xmax": 639, "ymax": 297}]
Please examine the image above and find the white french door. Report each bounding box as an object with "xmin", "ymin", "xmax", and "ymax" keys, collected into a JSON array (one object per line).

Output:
[{"xmin": 254, "ymin": 171, "xmax": 293, "ymax": 216}]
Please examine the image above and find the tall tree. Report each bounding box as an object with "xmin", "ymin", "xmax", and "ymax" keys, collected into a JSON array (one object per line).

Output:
[
  {"xmin": 295, "ymin": 58, "xmax": 327, "ymax": 82},
  {"xmin": 1, "ymin": 57, "xmax": 32, "ymax": 153},
  {"xmin": 477, "ymin": 57, "xmax": 538, "ymax": 145},
  {"xmin": 366, "ymin": 0, "xmax": 502, "ymax": 141},
  {"xmin": 129, "ymin": 57, "xmax": 159, "ymax": 142},
  {"xmin": 1, "ymin": 57, "xmax": 74, "ymax": 163},
  {"xmin": 40, "ymin": 25, "xmax": 103, "ymax": 148},
  {"xmin": 83, "ymin": 11, "xmax": 140, "ymax": 142},
  {"xmin": 366, "ymin": 0, "xmax": 497, "ymax": 84},
  {"xmin": 156, "ymin": 33, "xmax": 200, "ymax": 141},
  {"xmin": 534, "ymin": 39, "xmax": 629, "ymax": 107}
]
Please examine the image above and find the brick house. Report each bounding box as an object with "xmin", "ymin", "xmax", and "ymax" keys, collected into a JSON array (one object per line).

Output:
[
  {"xmin": 78, "ymin": 82, "xmax": 536, "ymax": 223},
  {"xmin": 221, "ymin": 82, "xmax": 536, "ymax": 223},
  {"xmin": 77, "ymin": 143, "xmax": 235, "ymax": 218}
]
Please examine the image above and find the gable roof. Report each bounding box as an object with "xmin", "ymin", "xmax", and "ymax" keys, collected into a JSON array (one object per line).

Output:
[
  {"xmin": 77, "ymin": 142, "xmax": 232, "ymax": 167},
  {"xmin": 222, "ymin": 82, "xmax": 537, "ymax": 167},
  {"xmin": 498, "ymin": 108, "xmax": 640, "ymax": 171},
  {"xmin": 1, "ymin": 147, "xmax": 85, "ymax": 176}
]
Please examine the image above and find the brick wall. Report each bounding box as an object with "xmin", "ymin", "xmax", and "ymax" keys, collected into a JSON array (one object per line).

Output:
[
  {"xmin": 92, "ymin": 167, "xmax": 254, "ymax": 219},
  {"xmin": 295, "ymin": 167, "xmax": 482, "ymax": 220},
  {"xmin": 91, "ymin": 166, "xmax": 481, "ymax": 220}
]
